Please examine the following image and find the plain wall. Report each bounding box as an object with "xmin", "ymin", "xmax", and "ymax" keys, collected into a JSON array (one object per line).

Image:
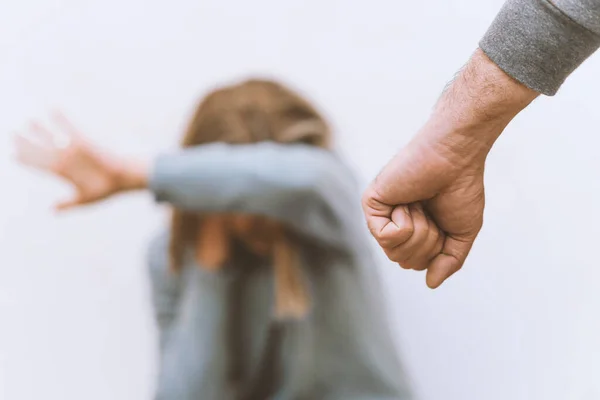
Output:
[{"xmin": 1, "ymin": 1, "xmax": 599, "ymax": 399}]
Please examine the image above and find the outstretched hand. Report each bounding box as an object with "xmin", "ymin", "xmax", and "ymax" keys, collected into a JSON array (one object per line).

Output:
[{"xmin": 14, "ymin": 113, "xmax": 128, "ymax": 211}]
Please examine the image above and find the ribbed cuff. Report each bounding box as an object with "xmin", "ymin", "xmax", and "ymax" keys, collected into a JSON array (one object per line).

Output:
[{"xmin": 480, "ymin": 0, "xmax": 600, "ymax": 96}]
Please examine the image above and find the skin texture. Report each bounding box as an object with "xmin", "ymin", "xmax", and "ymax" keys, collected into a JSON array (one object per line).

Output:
[{"xmin": 363, "ymin": 49, "xmax": 539, "ymax": 288}]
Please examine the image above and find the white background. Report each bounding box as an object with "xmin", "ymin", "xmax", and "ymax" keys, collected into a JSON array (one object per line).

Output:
[{"xmin": 1, "ymin": 1, "xmax": 599, "ymax": 399}]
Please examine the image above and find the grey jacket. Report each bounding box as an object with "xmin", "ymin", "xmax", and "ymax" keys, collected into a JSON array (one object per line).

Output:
[
  {"xmin": 481, "ymin": 0, "xmax": 600, "ymax": 95},
  {"xmin": 146, "ymin": 142, "xmax": 412, "ymax": 400}
]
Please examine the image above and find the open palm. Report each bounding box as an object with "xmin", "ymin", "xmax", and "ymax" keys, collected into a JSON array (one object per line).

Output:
[{"xmin": 14, "ymin": 113, "xmax": 123, "ymax": 210}]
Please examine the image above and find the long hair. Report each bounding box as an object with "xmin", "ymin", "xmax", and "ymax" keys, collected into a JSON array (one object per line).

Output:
[{"xmin": 169, "ymin": 78, "xmax": 332, "ymax": 318}]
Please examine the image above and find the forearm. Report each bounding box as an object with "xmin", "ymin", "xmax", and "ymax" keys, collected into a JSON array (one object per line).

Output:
[
  {"xmin": 110, "ymin": 143, "xmax": 324, "ymax": 208},
  {"xmin": 125, "ymin": 143, "xmax": 361, "ymax": 251},
  {"xmin": 418, "ymin": 49, "xmax": 539, "ymax": 166},
  {"xmin": 146, "ymin": 143, "xmax": 321, "ymax": 213},
  {"xmin": 420, "ymin": 0, "xmax": 600, "ymax": 166}
]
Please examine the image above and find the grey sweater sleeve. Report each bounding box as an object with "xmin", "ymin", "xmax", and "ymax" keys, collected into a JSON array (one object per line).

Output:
[
  {"xmin": 148, "ymin": 142, "xmax": 364, "ymax": 252},
  {"xmin": 480, "ymin": 0, "xmax": 600, "ymax": 95}
]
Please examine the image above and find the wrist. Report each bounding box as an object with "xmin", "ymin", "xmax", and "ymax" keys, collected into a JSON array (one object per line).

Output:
[{"xmin": 111, "ymin": 158, "xmax": 149, "ymax": 192}]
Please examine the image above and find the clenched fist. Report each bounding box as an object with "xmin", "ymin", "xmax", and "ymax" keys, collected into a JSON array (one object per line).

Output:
[
  {"xmin": 363, "ymin": 129, "xmax": 485, "ymax": 288},
  {"xmin": 363, "ymin": 49, "xmax": 538, "ymax": 288}
]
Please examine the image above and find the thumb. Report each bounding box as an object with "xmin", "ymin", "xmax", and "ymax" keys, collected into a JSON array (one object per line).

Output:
[
  {"xmin": 373, "ymin": 150, "xmax": 443, "ymax": 206},
  {"xmin": 425, "ymin": 236, "xmax": 474, "ymax": 289}
]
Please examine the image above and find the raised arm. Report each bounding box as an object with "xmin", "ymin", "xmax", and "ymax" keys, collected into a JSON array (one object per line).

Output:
[
  {"xmin": 146, "ymin": 142, "xmax": 364, "ymax": 253},
  {"xmin": 14, "ymin": 117, "xmax": 365, "ymax": 254}
]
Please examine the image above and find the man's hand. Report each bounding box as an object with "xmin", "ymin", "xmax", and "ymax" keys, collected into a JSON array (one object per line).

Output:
[
  {"xmin": 14, "ymin": 112, "xmax": 148, "ymax": 211},
  {"xmin": 363, "ymin": 131, "xmax": 486, "ymax": 289},
  {"xmin": 363, "ymin": 49, "xmax": 539, "ymax": 288}
]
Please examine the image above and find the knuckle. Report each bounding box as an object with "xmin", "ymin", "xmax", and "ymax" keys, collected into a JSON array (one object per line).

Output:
[
  {"xmin": 369, "ymin": 228, "xmax": 387, "ymax": 246},
  {"xmin": 373, "ymin": 222, "xmax": 414, "ymax": 248},
  {"xmin": 367, "ymin": 221, "xmax": 377, "ymax": 236},
  {"xmin": 361, "ymin": 186, "xmax": 380, "ymax": 209},
  {"xmin": 385, "ymin": 247, "xmax": 411, "ymax": 264},
  {"xmin": 361, "ymin": 188, "xmax": 373, "ymax": 208},
  {"xmin": 361, "ymin": 194, "xmax": 370, "ymax": 212},
  {"xmin": 397, "ymin": 262, "xmax": 412, "ymax": 270},
  {"xmin": 396, "ymin": 223, "xmax": 414, "ymax": 241}
]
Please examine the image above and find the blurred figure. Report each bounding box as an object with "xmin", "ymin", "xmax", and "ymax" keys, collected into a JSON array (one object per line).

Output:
[{"xmin": 15, "ymin": 79, "xmax": 412, "ymax": 400}]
